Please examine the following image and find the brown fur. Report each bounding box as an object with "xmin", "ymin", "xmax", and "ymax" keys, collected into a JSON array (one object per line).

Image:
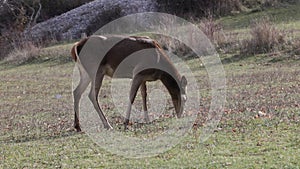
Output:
[{"xmin": 70, "ymin": 35, "xmax": 187, "ymax": 131}]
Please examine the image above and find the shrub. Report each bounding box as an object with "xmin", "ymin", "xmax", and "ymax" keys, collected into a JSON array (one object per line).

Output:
[
  {"xmin": 5, "ymin": 42, "xmax": 41, "ymax": 64},
  {"xmin": 241, "ymin": 18, "xmax": 286, "ymax": 55},
  {"xmin": 0, "ymin": 30, "xmax": 24, "ymax": 60},
  {"xmin": 198, "ymin": 14, "xmax": 226, "ymax": 46},
  {"xmin": 292, "ymin": 39, "xmax": 300, "ymax": 56},
  {"xmin": 154, "ymin": 15, "xmax": 227, "ymax": 59},
  {"xmin": 197, "ymin": 15, "xmax": 238, "ymax": 55}
]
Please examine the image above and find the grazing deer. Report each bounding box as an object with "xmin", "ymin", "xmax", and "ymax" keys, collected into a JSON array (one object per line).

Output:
[{"xmin": 71, "ymin": 35, "xmax": 187, "ymax": 131}]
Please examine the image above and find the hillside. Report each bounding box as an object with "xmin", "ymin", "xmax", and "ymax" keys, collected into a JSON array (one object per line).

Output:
[
  {"xmin": 25, "ymin": 0, "xmax": 156, "ymax": 42},
  {"xmin": 1, "ymin": 2, "xmax": 300, "ymax": 168}
]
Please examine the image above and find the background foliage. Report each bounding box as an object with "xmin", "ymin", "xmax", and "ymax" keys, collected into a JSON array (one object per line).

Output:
[{"xmin": 0, "ymin": 0, "xmax": 298, "ymax": 59}]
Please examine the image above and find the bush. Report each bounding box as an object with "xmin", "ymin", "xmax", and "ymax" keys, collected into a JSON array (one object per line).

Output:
[
  {"xmin": 292, "ymin": 39, "xmax": 300, "ymax": 56},
  {"xmin": 5, "ymin": 42, "xmax": 41, "ymax": 64},
  {"xmin": 154, "ymin": 15, "xmax": 227, "ymax": 59},
  {"xmin": 0, "ymin": 30, "xmax": 26, "ymax": 60},
  {"xmin": 198, "ymin": 14, "xmax": 226, "ymax": 46},
  {"xmin": 241, "ymin": 18, "xmax": 286, "ymax": 55}
]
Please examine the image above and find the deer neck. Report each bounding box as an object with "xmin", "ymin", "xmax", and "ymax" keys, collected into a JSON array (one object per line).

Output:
[{"xmin": 160, "ymin": 72, "xmax": 181, "ymax": 100}]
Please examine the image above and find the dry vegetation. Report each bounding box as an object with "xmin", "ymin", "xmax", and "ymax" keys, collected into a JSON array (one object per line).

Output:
[
  {"xmin": 5, "ymin": 42, "xmax": 41, "ymax": 64},
  {"xmin": 198, "ymin": 14, "xmax": 225, "ymax": 45},
  {"xmin": 4, "ymin": 41, "xmax": 72, "ymax": 65},
  {"xmin": 241, "ymin": 17, "xmax": 286, "ymax": 55},
  {"xmin": 5, "ymin": 15, "xmax": 300, "ymax": 64},
  {"xmin": 291, "ymin": 39, "xmax": 300, "ymax": 55}
]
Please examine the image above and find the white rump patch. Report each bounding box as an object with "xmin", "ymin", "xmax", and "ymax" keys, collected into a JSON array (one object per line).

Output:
[
  {"xmin": 140, "ymin": 38, "xmax": 153, "ymax": 44},
  {"xmin": 128, "ymin": 37, "xmax": 137, "ymax": 41},
  {"xmin": 91, "ymin": 35, "xmax": 107, "ymax": 40}
]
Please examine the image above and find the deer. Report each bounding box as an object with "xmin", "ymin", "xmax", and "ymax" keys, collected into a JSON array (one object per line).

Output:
[{"xmin": 71, "ymin": 35, "xmax": 187, "ymax": 132}]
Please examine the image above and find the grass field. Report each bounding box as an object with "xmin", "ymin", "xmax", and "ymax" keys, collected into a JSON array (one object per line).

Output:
[{"xmin": 1, "ymin": 4, "xmax": 300, "ymax": 169}]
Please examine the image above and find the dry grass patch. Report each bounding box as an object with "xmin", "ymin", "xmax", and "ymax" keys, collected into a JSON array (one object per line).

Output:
[
  {"xmin": 241, "ymin": 17, "xmax": 286, "ymax": 55},
  {"xmin": 198, "ymin": 15, "xmax": 224, "ymax": 45},
  {"xmin": 5, "ymin": 42, "xmax": 41, "ymax": 64},
  {"xmin": 4, "ymin": 42, "xmax": 73, "ymax": 65},
  {"xmin": 292, "ymin": 39, "xmax": 300, "ymax": 55}
]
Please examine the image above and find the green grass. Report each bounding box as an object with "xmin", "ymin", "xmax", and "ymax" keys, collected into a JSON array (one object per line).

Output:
[
  {"xmin": 219, "ymin": 3, "xmax": 300, "ymax": 30},
  {"xmin": 1, "ymin": 120, "xmax": 299, "ymax": 168},
  {"xmin": 218, "ymin": 3, "xmax": 300, "ymax": 41},
  {"xmin": 1, "ymin": 48, "xmax": 299, "ymax": 168},
  {"xmin": 1, "ymin": 4, "xmax": 300, "ymax": 168}
]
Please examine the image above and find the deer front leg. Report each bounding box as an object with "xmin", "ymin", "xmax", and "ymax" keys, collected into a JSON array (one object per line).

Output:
[
  {"xmin": 89, "ymin": 71, "xmax": 113, "ymax": 130},
  {"xmin": 140, "ymin": 81, "xmax": 150, "ymax": 123},
  {"xmin": 73, "ymin": 64, "xmax": 90, "ymax": 132},
  {"xmin": 124, "ymin": 75, "xmax": 144, "ymax": 129}
]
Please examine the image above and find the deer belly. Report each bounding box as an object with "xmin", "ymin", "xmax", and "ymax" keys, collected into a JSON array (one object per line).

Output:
[
  {"xmin": 104, "ymin": 65, "xmax": 115, "ymax": 77},
  {"xmin": 104, "ymin": 64, "xmax": 133, "ymax": 78}
]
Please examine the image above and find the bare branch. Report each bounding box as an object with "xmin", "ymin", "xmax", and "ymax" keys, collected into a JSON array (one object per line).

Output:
[
  {"xmin": 26, "ymin": 3, "xmax": 35, "ymax": 27},
  {"xmin": 32, "ymin": 2, "xmax": 41, "ymax": 25}
]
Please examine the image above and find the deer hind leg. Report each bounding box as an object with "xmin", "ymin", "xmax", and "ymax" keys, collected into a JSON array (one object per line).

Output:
[
  {"xmin": 73, "ymin": 64, "xmax": 90, "ymax": 132},
  {"xmin": 140, "ymin": 81, "xmax": 150, "ymax": 123},
  {"xmin": 124, "ymin": 74, "xmax": 144, "ymax": 129},
  {"xmin": 88, "ymin": 70, "xmax": 113, "ymax": 130}
]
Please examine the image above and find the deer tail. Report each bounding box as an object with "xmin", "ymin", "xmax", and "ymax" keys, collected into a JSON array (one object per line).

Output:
[
  {"xmin": 70, "ymin": 42, "xmax": 79, "ymax": 62},
  {"xmin": 71, "ymin": 37, "xmax": 89, "ymax": 62}
]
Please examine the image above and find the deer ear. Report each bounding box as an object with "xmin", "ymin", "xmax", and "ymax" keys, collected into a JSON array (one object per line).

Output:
[{"xmin": 181, "ymin": 76, "xmax": 187, "ymax": 87}]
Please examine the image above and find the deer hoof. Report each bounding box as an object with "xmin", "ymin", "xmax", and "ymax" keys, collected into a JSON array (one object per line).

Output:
[
  {"xmin": 104, "ymin": 123, "xmax": 113, "ymax": 130},
  {"xmin": 123, "ymin": 125, "xmax": 129, "ymax": 131},
  {"xmin": 74, "ymin": 124, "xmax": 82, "ymax": 132},
  {"xmin": 144, "ymin": 117, "xmax": 150, "ymax": 124},
  {"xmin": 123, "ymin": 119, "xmax": 130, "ymax": 131}
]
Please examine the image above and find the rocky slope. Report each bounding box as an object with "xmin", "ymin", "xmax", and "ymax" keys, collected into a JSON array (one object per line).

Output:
[{"xmin": 25, "ymin": 0, "xmax": 157, "ymax": 42}]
